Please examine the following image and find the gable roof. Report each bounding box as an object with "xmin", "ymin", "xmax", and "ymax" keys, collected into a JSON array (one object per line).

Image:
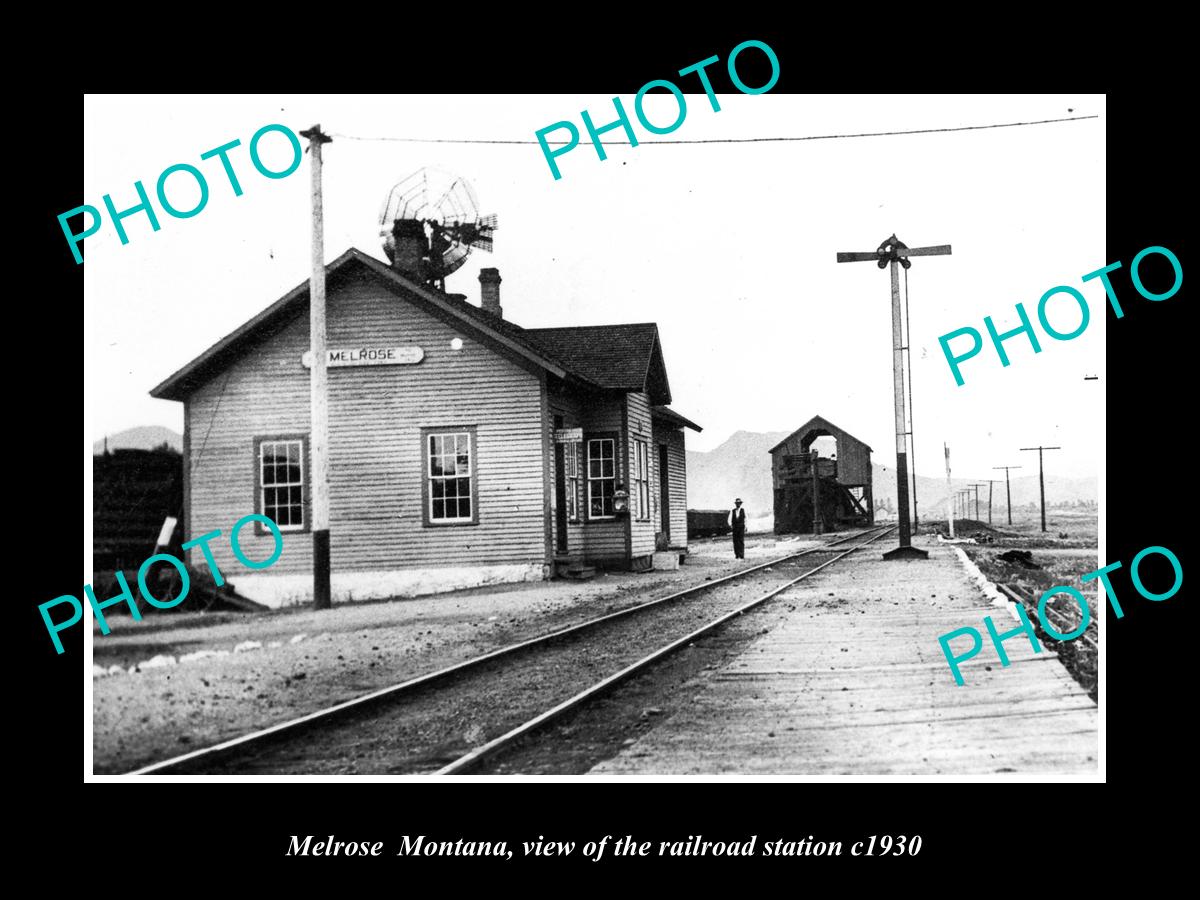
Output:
[
  {"xmin": 151, "ymin": 248, "xmax": 670, "ymax": 403},
  {"xmin": 768, "ymin": 414, "xmax": 873, "ymax": 455},
  {"xmin": 524, "ymin": 324, "xmax": 670, "ymax": 402},
  {"xmin": 651, "ymin": 405, "xmax": 702, "ymax": 432}
]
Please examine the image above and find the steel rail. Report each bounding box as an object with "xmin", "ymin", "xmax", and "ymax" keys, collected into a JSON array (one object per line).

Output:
[
  {"xmin": 996, "ymin": 582, "xmax": 1098, "ymax": 650},
  {"xmin": 436, "ymin": 525, "xmax": 897, "ymax": 775},
  {"xmin": 128, "ymin": 526, "xmax": 893, "ymax": 775}
]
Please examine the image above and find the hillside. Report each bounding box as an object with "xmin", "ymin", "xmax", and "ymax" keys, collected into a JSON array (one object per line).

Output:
[
  {"xmin": 687, "ymin": 431, "xmax": 1097, "ymax": 521},
  {"xmin": 686, "ymin": 431, "xmax": 789, "ymax": 515},
  {"xmin": 94, "ymin": 426, "xmax": 182, "ymax": 454}
]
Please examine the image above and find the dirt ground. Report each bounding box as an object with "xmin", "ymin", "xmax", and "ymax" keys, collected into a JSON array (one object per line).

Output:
[
  {"xmin": 938, "ymin": 510, "xmax": 1099, "ymax": 700},
  {"xmin": 92, "ymin": 530, "xmax": 812, "ymax": 774}
]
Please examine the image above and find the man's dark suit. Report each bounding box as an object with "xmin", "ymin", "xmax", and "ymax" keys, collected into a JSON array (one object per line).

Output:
[{"xmin": 730, "ymin": 506, "xmax": 746, "ymax": 559}]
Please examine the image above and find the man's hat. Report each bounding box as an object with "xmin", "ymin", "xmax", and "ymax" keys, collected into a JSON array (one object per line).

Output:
[{"xmin": 735, "ymin": 498, "xmax": 742, "ymax": 503}]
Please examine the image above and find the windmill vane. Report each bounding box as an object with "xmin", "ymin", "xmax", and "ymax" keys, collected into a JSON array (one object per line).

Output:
[{"xmin": 379, "ymin": 167, "xmax": 498, "ymax": 290}]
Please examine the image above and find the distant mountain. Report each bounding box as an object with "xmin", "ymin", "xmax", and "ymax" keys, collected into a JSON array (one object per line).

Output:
[
  {"xmin": 93, "ymin": 426, "xmax": 182, "ymax": 454},
  {"xmin": 686, "ymin": 430, "xmax": 788, "ymax": 514},
  {"xmin": 687, "ymin": 431, "xmax": 1097, "ymax": 522},
  {"xmin": 874, "ymin": 463, "xmax": 1097, "ymax": 517}
]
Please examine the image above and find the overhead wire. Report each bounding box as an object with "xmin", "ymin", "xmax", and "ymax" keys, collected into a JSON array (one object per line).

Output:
[{"xmin": 328, "ymin": 114, "xmax": 1098, "ymax": 147}]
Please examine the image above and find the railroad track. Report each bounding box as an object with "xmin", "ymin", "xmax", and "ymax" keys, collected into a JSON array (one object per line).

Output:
[{"xmin": 130, "ymin": 525, "xmax": 894, "ymax": 776}]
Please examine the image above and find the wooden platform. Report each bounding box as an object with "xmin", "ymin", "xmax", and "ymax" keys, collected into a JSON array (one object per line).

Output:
[{"xmin": 593, "ymin": 536, "xmax": 1098, "ymax": 775}]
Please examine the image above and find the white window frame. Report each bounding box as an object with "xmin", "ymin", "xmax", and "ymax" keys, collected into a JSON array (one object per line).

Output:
[
  {"xmin": 633, "ymin": 438, "xmax": 650, "ymax": 521},
  {"xmin": 426, "ymin": 429, "xmax": 476, "ymax": 525},
  {"xmin": 565, "ymin": 441, "xmax": 582, "ymax": 524},
  {"xmin": 587, "ymin": 437, "xmax": 617, "ymax": 520},
  {"xmin": 259, "ymin": 438, "xmax": 306, "ymax": 532}
]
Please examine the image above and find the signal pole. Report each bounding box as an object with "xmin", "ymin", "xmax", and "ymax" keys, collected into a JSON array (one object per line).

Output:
[
  {"xmin": 300, "ymin": 124, "xmax": 333, "ymax": 610},
  {"xmin": 993, "ymin": 465, "xmax": 1021, "ymax": 526},
  {"xmin": 837, "ymin": 235, "xmax": 951, "ymax": 560},
  {"xmin": 903, "ymin": 270, "xmax": 919, "ymax": 530},
  {"xmin": 1020, "ymin": 446, "xmax": 1061, "ymax": 532}
]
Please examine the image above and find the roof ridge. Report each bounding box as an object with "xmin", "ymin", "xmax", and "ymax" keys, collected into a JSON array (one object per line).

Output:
[
  {"xmin": 151, "ymin": 248, "xmax": 581, "ymax": 400},
  {"xmin": 526, "ymin": 322, "xmax": 659, "ymax": 331}
]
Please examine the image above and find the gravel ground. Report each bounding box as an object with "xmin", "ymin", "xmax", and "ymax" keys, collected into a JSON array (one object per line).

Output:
[
  {"xmin": 177, "ymin": 553, "xmax": 832, "ymax": 775},
  {"xmin": 949, "ymin": 513, "xmax": 1099, "ymax": 702},
  {"xmin": 93, "ymin": 531, "xmax": 808, "ymax": 774}
]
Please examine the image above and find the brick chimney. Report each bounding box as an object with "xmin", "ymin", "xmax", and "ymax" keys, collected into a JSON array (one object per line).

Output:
[
  {"xmin": 479, "ymin": 267, "xmax": 503, "ymax": 318},
  {"xmin": 391, "ymin": 219, "xmax": 427, "ymax": 281}
]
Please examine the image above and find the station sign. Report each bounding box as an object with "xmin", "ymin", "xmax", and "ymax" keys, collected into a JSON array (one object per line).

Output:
[{"xmin": 302, "ymin": 346, "xmax": 424, "ymax": 368}]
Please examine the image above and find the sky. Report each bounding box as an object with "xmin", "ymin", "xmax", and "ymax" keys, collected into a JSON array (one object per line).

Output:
[{"xmin": 83, "ymin": 93, "xmax": 1105, "ymax": 481}]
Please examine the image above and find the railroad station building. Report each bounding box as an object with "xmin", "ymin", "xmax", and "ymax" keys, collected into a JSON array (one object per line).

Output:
[{"xmin": 151, "ymin": 248, "xmax": 701, "ymax": 607}]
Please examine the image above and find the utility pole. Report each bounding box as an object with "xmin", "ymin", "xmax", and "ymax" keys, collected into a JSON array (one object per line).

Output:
[
  {"xmin": 944, "ymin": 442, "xmax": 955, "ymax": 539},
  {"xmin": 300, "ymin": 124, "xmax": 333, "ymax": 610},
  {"xmin": 969, "ymin": 483, "xmax": 988, "ymax": 521},
  {"xmin": 993, "ymin": 465, "xmax": 1021, "ymax": 526},
  {"xmin": 986, "ymin": 479, "xmax": 994, "ymax": 525},
  {"xmin": 1020, "ymin": 446, "xmax": 1061, "ymax": 532},
  {"xmin": 838, "ymin": 235, "xmax": 950, "ymax": 560}
]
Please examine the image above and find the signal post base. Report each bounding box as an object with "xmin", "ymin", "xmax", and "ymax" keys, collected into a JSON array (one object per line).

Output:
[{"xmin": 883, "ymin": 544, "xmax": 929, "ymax": 561}]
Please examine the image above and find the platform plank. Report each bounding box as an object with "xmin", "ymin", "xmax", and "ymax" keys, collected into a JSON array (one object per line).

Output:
[{"xmin": 593, "ymin": 536, "xmax": 1098, "ymax": 775}]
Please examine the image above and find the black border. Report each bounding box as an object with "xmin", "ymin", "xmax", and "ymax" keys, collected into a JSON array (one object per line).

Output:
[{"xmin": 32, "ymin": 18, "xmax": 1188, "ymax": 887}]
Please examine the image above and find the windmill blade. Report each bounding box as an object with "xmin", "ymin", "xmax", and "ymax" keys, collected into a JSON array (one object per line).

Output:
[
  {"xmin": 478, "ymin": 213, "xmax": 498, "ymax": 230},
  {"xmin": 471, "ymin": 236, "xmax": 493, "ymax": 252}
]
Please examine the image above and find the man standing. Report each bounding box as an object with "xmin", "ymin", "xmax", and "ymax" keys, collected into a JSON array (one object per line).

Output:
[{"xmin": 728, "ymin": 498, "xmax": 746, "ymax": 559}]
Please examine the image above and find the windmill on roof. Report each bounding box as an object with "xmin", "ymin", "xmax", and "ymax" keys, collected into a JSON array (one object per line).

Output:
[{"xmin": 379, "ymin": 167, "xmax": 498, "ymax": 291}]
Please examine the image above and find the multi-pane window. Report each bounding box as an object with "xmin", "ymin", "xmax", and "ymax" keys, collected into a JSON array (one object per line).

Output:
[
  {"xmin": 588, "ymin": 438, "xmax": 616, "ymax": 518},
  {"xmin": 564, "ymin": 441, "xmax": 582, "ymax": 523},
  {"xmin": 633, "ymin": 439, "xmax": 650, "ymax": 520},
  {"xmin": 260, "ymin": 439, "xmax": 305, "ymax": 530},
  {"xmin": 428, "ymin": 431, "xmax": 474, "ymax": 523}
]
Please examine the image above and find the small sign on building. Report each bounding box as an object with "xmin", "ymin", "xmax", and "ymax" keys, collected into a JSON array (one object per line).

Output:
[
  {"xmin": 301, "ymin": 346, "xmax": 424, "ymax": 368},
  {"xmin": 155, "ymin": 516, "xmax": 178, "ymax": 549},
  {"xmin": 554, "ymin": 427, "xmax": 583, "ymax": 443}
]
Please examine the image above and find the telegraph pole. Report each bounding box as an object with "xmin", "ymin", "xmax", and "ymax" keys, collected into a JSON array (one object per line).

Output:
[
  {"xmin": 838, "ymin": 235, "xmax": 950, "ymax": 560},
  {"xmin": 300, "ymin": 124, "xmax": 333, "ymax": 610},
  {"xmin": 1020, "ymin": 446, "xmax": 1061, "ymax": 532},
  {"xmin": 993, "ymin": 465, "xmax": 1021, "ymax": 526},
  {"xmin": 986, "ymin": 479, "xmax": 994, "ymax": 524},
  {"xmin": 943, "ymin": 443, "xmax": 955, "ymax": 539},
  {"xmin": 969, "ymin": 483, "xmax": 988, "ymax": 521}
]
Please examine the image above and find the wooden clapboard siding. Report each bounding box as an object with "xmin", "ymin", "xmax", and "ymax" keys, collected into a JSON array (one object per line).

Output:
[
  {"xmin": 653, "ymin": 422, "xmax": 689, "ymax": 550},
  {"xmin": 579, "ymin": 390, "xmax": 626, "ymax": 562},
  {"xmin": 187, "ymin": 311, "xmax": 313, "ymax": 577},
  {"xmin": 548, "ymin": 385, "xmax": 585, "ymax": 557},
  {"xmin": 185, "ymin": 272, "xmax": 547, "ymax": 582},
  {"xmin": 539, "ymin": 372, "xmax": 552, "ymax": 563},
  {"xmin": 627, "ymin": 391, "xmax": 655, "ymax": 558}
]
